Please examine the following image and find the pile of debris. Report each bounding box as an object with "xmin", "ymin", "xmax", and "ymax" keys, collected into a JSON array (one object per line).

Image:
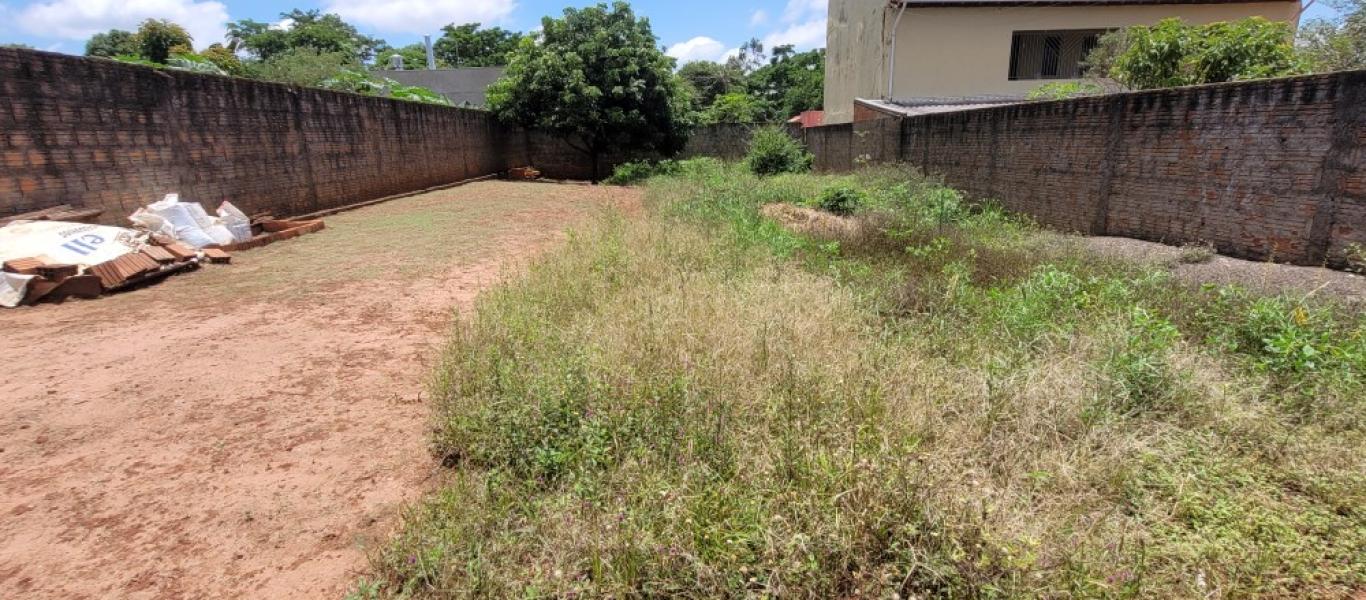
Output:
[
  {"xmin": 507, "ymin": 166, "xmax": 542, "ymax": 180},
  {"xmin": 1, "ymin": 194, "xmax": 323, "ymax": 308}
]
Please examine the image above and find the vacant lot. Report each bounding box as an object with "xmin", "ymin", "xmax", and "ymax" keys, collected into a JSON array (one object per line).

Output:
[
  {"xmin": 0, "ymin": 181, "xmax": 639, "ymax": 599},
  {"xmin": 367, "ymin": 162, "xmax": 1363, "ymax": 598}
]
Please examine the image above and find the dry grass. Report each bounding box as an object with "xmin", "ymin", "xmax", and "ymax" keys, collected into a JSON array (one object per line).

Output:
[{"xmin": 358, "ymin": 162, "xmax": 1365, "ymax": 598}]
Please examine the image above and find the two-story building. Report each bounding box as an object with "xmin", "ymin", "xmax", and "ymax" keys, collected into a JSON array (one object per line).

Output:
[{"xmin": 823, "ymin": 0, "xmax": 1303, "ymax": 123}]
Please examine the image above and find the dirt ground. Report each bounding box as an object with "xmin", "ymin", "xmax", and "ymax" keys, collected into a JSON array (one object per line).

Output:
[{"xmin": 0, "ymin": 181, "xmax": 640, "ymax": 599}]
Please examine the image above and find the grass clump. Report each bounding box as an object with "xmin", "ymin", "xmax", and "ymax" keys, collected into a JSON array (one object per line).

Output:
[
  {"xmin": 744, "ymin": 126, "xmax": 812, "ymax": 176},
  {"xmin": 363, "ymin": 162, "xmax": 1365, "ymax": 598}
]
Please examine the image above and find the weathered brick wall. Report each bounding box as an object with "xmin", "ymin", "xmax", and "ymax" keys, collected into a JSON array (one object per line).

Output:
[
  {"xmin": 808, "ymin": 70, "xmax": 1364, "ymax": 267},
  {"xmin": 680, "ymin": 123, "xmax": 802, "ymax": 161},
  {"xmin": 1, "ymin": 48, "xmax": 519, "ymax": 224}
]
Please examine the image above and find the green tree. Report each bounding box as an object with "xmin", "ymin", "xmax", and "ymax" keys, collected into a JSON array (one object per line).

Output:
[
  {"xmin": 747, "ymin": 45, "xmax": 824, "ymax": 119},
  {"xmin": 201, "ymin": 43, "xmax": 246, "ymax": 75},
  {"xmin": 252, "ymin": 48, "xmax": 355, "ymax": 87},
  {"xmin": 228, "ymin": 10, "xmax": 382, "ymax": 63},
  {"xmin": 85, "ymin": 29, "xmax": 138, "ymax": 57},
  {"xmin": 1298, "ymin": 0, "xmax": 1366, "ymax": 71},
  {"xmin": 677, "ymin": 60, "xmax": 744, "ymax": 111},
  {"xmin": 1108, "ymin": 17, "xmax": 1303, "ymax": 89},
  {"xmin": 487, "ymin": 2, "xmax": 690, "ymax": 179},
  {"xmin": 700, "ymin": 92, "xmax": 767, "ymax": 124},
  {"xmin": 135, "ymin": 19, "xmax": 193, "ymax": 63},
  {"xmin": 726, "ymin": 37, "xmax": 766, "ymax": 73},
  {"xmin": 434, "ymin": 23, "xmax": 522, "ymax": 67}
]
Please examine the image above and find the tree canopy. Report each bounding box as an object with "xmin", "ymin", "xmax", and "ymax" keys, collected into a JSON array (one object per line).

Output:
[
  {"xmin": 134, "ymin": 19, "xmax": 193, "ymax": 64},
  {"xmin": 227, "ymin": 10, "xmax": 382, "ymax": 63},
  {"xmin": 434, "ymin": 23, "xmax": 522, "ymax": 67},
  {"xmin": 682, "ymin": 41, "xmax": 825, "ymax": 124},
  {"xmin": 747, "ymin": 45, "xmax": 824, "ymax": 119},
  {"xmin": 677, "ymin": 60, "xmax": 745, "ymax": 110},
  {"xmin": 1097, "ymin": 17, "xmax": 1303, "ymax": 90},
  {"xmin": 487, "ymin": 1, "xmax": 689, "ymax": 178},
  {"xmin": 1298, "ymin": 0, "xmax": 1366, "ymax": 71},
  {"xmin": 85, "ymin": 29, "xmax": 139, "ymax": 58}
]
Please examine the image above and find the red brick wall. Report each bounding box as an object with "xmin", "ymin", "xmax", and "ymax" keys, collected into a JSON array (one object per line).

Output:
[
  {"xmin": 810, "ymin": 70, "xmax": 1365, "ymax": 267},
  {"xmin": 1, "ymin": 48, "xmax": 520, "ymax": 224}
]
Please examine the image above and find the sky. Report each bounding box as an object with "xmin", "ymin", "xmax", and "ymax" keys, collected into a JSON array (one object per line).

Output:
[{"xmin": 0, "ymin": 0, "xmax": 1345, "ymax": 60}]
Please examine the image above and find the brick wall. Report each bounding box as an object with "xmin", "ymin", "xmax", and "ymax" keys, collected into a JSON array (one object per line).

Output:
[
  {"xmin": 1, "ymin": 48, "xmax": 520, "ymax": 224},
  {"xmin": 809, "ymin": 70, "xmax": 1365, "ymax": 267},
  {"xmin": 681, "ymin": 124, "xmax": 801, "ymax": 161}
]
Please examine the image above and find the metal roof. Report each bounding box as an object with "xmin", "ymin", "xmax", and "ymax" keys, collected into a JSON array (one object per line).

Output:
[
  {"xmin": 856, "ymin": 96, "xmax": 1025, "ymax": 117},
  {"xmin": 890, "ymin": 0, "xmax": 1294, "ymax": 6}
]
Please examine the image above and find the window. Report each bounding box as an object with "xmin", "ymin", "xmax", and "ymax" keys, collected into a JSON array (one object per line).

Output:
[{"xmin": 1008, "ymin": 29, "xmax": 1106, "ymax": 81}]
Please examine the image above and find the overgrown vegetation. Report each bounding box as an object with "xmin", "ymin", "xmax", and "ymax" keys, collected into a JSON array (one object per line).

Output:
[
  {"xmin": 604, "ymin": 160, "xmax": 681, "ymax": 185},
  {"xmin": 361, "ymin": 153, "xmax": 1364, "ymax": 597},
  {"xmin": 744, "ymin": 126, "xmax": 812, "ymax": 176},
  {"xmin": 1103, "ymin": 17, "xmax": 1304, "ymax": 89}
]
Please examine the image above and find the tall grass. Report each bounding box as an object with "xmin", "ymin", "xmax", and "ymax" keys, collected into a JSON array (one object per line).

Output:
[{"xmin": 361, "ymin": 161, "xmax": 1364, "ymax": 598}]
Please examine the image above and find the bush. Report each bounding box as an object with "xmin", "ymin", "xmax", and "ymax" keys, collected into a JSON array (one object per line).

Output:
[
  {"xmin": 1110, "ymin": 17, "xmax": 1303, "ymax": 89},
  {"xmin": 815, "ymin": 183, "xmax": 866, "ymax": 215},
  {"xmin": 745, "ymin": 126, "xmax": 812, "ymax": 176},
  {"xmin": 604, "ymin": 159, "xmax": 680, "ymax": 185}
]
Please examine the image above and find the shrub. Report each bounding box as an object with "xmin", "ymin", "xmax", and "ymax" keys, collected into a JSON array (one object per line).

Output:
[
  {"xmin": 605, "ymin": 159, "xmax": 680, "ymax": 185},
  {"xmin": 1110, "ymin": 17, "xmax": 1304, "ymax": 89},
  {"xmin": 745, "ymin": 126, "xmax": 812, "ymax": 176},
  {"xmin": 815, "ymin": 183, "xmax": 866, "ymax": 215}
]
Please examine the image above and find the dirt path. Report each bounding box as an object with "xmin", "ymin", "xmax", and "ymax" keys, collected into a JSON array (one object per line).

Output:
[{"xmin": 0, "ymin": 181, "xmax": 640, "ymax": 599}]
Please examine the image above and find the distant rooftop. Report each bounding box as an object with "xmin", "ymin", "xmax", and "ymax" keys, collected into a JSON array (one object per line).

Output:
[
  {"xmin": 856, "ymin": 96, "xmax": 1024, "ymax": 117},
  {"xmin": 890, "ymin": 0, "xmax": 1294, "ymax": 6}
]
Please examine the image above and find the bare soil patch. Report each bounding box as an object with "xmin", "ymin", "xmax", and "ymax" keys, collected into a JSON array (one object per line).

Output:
[
  {"xmin": 1082, "ymin": 236, "xmax": 1366, "ymax": 305},
  {"xmin": 0, "ymin": 181, "xmax": 640, "ymax": 599}
]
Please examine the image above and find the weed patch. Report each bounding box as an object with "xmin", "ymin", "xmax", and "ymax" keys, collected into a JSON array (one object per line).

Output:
[{"xmin": 363, "ymin": 162, "xmax": 1365, "ymax": 598}]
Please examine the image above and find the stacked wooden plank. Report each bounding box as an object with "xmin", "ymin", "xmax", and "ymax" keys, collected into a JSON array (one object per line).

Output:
[{"xmin": 2, "ymin": 239, "xmax": 220, "ymax": 306}]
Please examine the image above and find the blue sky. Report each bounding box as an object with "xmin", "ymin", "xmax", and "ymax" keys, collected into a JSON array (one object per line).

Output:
[{"xmin": 0, "ymin": 0, "xmax": 1344, "ymax": 59}]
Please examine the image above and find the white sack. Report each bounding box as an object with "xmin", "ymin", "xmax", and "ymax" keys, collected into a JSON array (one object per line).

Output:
[
  {"xmin": 143, "ymin": 194, "xmax": 221, "ymax": 248},
  {"xmin": 0, "ymin": 220, "xmax": 146, "ymax": 267},
  {"xmin": 216, "ymin": 201, "xmax": 252, "ymax": 242},
  {"xmin": 184, "ymin": 202, "xmax": 235, "ymax": 245},
  {"xmin": 1, "ymin": 271, "xmax": 36, "ymax": 308}
]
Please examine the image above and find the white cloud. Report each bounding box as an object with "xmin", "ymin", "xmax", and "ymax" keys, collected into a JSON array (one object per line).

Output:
[
  {"xmin": 322, "ymin": 0, "xmax": 516, "ymax": 34},
  {"xmin": 781, "ymin": 0, "xmax": 824, "ymax": 23},
  {"xmin": 762, "ymin": 18, "xmax": 826, "ymax": 50},
  {"xmin": 666, "ymin": 36, "xmax": 727, "ymax": 63},
  {"xmin": 16, "ymin": 0, "xmax": 229, "ymax": 50},
  {"xmin": 269, "ymin": 17, "xmax": 294, "ymax": 31},
  {"xmin": 749, "ymin": 9, "xmax": 768, "ymax": 27}
]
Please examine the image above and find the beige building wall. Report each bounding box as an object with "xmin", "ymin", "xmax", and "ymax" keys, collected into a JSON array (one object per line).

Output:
[
  {"xmin": 824, "ymin": 0, "xmax": 1301, "ymax": 124},
  {"xmin": 825, "ymin": 0, "xmax": 893, "ymax": 124}
]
